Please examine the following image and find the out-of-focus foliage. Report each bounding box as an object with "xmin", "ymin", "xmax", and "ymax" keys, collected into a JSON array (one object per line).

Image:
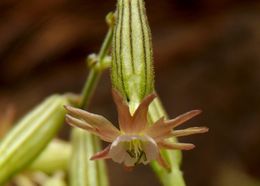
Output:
[{"xmin": 0, "ymin": 95, "xmax": 70, "ymax": 185}]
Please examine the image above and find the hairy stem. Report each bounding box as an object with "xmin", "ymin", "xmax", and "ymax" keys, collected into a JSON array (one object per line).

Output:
[
  {"xmin": 69, "ymin": 13, "xmax": 114, "ymax": 186},
  {"xmin": 80, "ymin": 28, "xmax": 113, "ymax": 109}
]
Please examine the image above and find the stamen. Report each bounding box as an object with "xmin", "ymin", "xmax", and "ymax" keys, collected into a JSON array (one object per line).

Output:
[
  {"xmin": 135, "ymin": 151, "xmax": 144, "ymax": 165},
  {"xmin": 125, "ymin": 139, "xmax": 148, "ymax": 165},
  {"xmin": 126, "ymin": 149, "xmax": 136, "ymax": 158}
]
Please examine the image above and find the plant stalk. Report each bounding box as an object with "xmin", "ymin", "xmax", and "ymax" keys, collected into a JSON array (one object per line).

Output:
[{"xmin": 69, "ymin": 13, "xmax": 114, "ymax": 186}]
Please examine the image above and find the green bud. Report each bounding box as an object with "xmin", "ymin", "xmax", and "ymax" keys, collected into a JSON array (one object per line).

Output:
[
  {"xmin": 112, "ymin": 0, "xmax": 154, "ymax": 111},
  {"xmin": 69, "ymin": 129, "xmax": 109, "ymax": 186},
  {"xmin": 0, "ymin": 95, "xmax": 71, "ymax": 185}
]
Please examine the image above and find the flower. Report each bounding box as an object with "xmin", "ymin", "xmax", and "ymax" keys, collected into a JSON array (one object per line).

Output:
[{"xmin": 65, "ymin": 89, "xmax": 208, "ymax": 169}]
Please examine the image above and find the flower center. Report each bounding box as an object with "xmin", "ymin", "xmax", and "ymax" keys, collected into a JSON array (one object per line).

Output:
[
  {"xmin": 109, "ymin": 135, "xmax": 158, "ymax": 167},
  {"xmin": 125, "ymin": 139, "xmax": 147, "ymax": 165}
]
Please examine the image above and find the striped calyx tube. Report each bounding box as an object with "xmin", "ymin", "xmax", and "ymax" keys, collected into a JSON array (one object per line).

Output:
[
  {"xmin": 111, "ymin": 0, "xmax": 154, "ymax": 113},
  {"xmin": 0, "ymin": 95, "xmax": 71, "ymax": 185}
]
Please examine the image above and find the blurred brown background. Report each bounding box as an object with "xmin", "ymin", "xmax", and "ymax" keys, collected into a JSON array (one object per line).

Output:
[{"xmin": 0, "ymin": 0, "xmax": 260, "ymax": 186}]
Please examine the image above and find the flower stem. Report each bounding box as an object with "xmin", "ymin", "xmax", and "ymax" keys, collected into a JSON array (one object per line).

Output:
[
  {"xmin": 149, "ymin": 98, "xmax": 186, "ymax": 186},
  {"xmin": 69, "ymin": 12, "xmax": 114, "ymax": 186},
  {"xmin": 80, "ymin": 70, "xmax": 101, "ymax": 109},
  {"xmin": 80, "ymin": 28, "xmax": 113, "ymax": 109}
]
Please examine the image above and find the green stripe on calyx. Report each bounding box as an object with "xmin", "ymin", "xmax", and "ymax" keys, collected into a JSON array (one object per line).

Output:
[{"xmin": 112, "ymin": 0, "xmax": 154, "ymax": 113}]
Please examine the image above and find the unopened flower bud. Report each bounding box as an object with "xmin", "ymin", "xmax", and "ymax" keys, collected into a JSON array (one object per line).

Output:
[
  {"xmin": 0, "ymin": 95, "xmax": 71, "ymax": 185},
  {"xmin": 69, "ymin": 129, "xmax": 109, "ymax": 186},
  {"xmin": 111, "ymin": 0, "xmax": 154, "ymax": 112}
]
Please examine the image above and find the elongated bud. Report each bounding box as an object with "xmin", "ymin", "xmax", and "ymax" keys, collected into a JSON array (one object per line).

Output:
[
  {"xmin": 112, "ymin": 0, "xmax": 154, "ymax": 112},
  {"xmin": 0, "ymin": 95, "xmax": 71, "ymax": 185},
  {"xmin": 69, "ymin": 129, "xmax": 109, "ymax": 186}
]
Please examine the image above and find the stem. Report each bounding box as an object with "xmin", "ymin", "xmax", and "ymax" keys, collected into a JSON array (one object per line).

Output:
[
  {"xmin": 80, "ymin": 28, "xmax": 113, "ymax": 109},
  {"xmin": 80, "ymin": 70, "xmax": 101, "ymax": 109},
  {"xmin": 69, "ymin": 13, "xmax": 114, "ymax": 186},
  {"xmin": 98, "ymin": 28, "xmax": 113, "ymax": 64},
  {"xmin": 149, "ymin": 98, "xmax": 185, "ymax": 186}
]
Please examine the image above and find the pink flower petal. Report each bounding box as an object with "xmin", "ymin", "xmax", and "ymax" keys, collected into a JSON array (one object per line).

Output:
[
  {"xmin": 132, "ymin": 93, "xmax": 156, "ymax": 133},
  {"xmin": 158, "ymin": 141, "xmax": 195, "ymax": 150},
  {"xmin": 112, "ymin": 89, "xmax": 133, "ymax": 133},
  {"xmin": 65, "ymin": 105, "xmax": 120, "ymax": 142},
  {"xmin": 66, "ymin": 114, "xmax": 116, "ymax": 142},
  {"xmin": 165, "ymin": 110, "xmax": 202, "ymax": 129},
  {"xmin": 145, "ymin": 110, "xmax": 202, "ymax": 141},
  {"xmin": 109, "ymin": 135, "xmax": 159, "ymax": 166},
  {"xmin": 90, "ymin": 145, "xmax": 111, "ymax": 160},
  {"xmin": 142, "ymin": 135, "xmax": 159, "ymax": 164},
  {"xmin": 66, "ymin": 114, "xmax": 95, "ymax": 133},
  {"xmin": 171, "ymin": 127, "xmax": 209, "ymax": 137},
  {"xmin": 109, "ymin": 137, "xmax": 127, "ymax": 164},
  {"xmin": 157, "ymin": 127, "xmax": 209, "ymax": 141},
  {"xmin": 145, "ymin": 117, "xmax": 170, "ymax": 141}
]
